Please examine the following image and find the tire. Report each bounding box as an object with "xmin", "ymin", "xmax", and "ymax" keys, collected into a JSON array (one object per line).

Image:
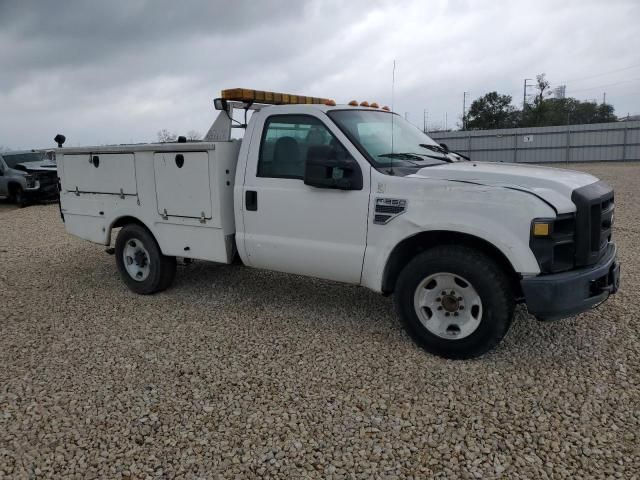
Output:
[
  {"xmin": 10, "ymin": 186, "xmax": 25, "ymax": 208},
  {"xmin": 394, "ymin": 245, "xmax": 515, "ymax": 359},
  {"xmin": 115, "ymin": 224, "xmax": 176, "ymax": 294}
]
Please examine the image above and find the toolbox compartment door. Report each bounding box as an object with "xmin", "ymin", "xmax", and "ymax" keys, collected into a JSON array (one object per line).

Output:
[
  {"xmin": 62, "ymin": 153, "xmax": 137, "ymax": 195},
  {"xmin": 154, "ymin": 151, "xmax": 212, "ymax": 219}
]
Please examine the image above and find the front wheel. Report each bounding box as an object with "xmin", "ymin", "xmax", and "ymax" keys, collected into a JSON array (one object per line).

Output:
[
  {"xmin": 10, "ymin": 186, "xmax": 25, "ymax": 208},
  {"xmin": 394, "ymin": 246, "xmax": 515, "ymax": 359},
  {"xmin": 115, "ymin": 224, "xmax": 176, "ymax": 294}
]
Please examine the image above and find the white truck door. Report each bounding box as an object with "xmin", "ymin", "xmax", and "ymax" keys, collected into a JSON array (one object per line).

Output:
[{"xmin": 241, "ymin": 112, "xmax": 370, "ymax": 284}]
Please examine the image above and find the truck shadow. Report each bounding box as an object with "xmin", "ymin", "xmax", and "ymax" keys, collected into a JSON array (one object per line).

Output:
[
  {"xmin": 173, "ymin": 260, "xmax": 398, "ymax": 329},
  {"xmin": 167, "ymin": 260, "xmax": 611, "ymax": 364}
]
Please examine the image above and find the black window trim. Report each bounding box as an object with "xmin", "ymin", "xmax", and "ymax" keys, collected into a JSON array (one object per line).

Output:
[{"xmin": 257, "ymin": 113, "xmax": 352, "ymax": 181}]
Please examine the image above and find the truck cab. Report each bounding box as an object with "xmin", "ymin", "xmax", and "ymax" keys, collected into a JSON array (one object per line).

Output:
[{"xmin": 56, "ymin": 89, "xmax": 620, "ymax": 359}]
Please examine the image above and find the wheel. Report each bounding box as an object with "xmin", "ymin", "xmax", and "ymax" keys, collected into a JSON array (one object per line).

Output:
[
  {"xmin": 115, "ymin": 224, "xmax": 176, "ymax": 294},
  {"xmin": 394, "ymin": 245, "xmax": 515, "ymax": 359},
  {"xmin": 10, "ymin": 186, "xmax": 25, "ymax": 208}
]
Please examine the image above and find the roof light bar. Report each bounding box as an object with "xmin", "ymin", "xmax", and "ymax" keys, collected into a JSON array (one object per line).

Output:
[{"xmin": 221, "ymin": 88, "xmax": 333, "ymax": 106}]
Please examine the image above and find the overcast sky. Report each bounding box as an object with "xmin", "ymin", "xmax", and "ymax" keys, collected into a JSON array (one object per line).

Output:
[{"xmin": 1, "ymin": 0, "xmax": 639, "ymax": 150}]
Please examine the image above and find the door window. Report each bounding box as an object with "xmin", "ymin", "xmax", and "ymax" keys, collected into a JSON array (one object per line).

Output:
[{"xmin": 258, "ymin": 115, "xmax": 344, "ymax": 179}]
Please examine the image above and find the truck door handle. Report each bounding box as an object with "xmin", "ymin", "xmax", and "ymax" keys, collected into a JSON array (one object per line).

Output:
[{"xmin": 246, "ymin": 190, "xmax": 258, "ymax": 211}]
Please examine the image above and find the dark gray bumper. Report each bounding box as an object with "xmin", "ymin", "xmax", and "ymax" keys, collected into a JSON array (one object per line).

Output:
[{"xmin": 521, "ymin": 243, "xmax": 619, "ymax": 321}]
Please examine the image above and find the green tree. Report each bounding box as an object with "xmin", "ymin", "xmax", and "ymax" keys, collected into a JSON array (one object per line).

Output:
[
  {"xmin": 459, "ymin": 73, "xmax": 618, "ymax": 130},
  {"xmin": 522, "ymin": 73, "xmax": 552, "ymax": 126},
  {"xmin": 527, "ymin": 98, "xmax": 617, "ymax": 126},
  {"xmin": 464, "ymin": 92, "xmax": 519, "ymax": 130}
]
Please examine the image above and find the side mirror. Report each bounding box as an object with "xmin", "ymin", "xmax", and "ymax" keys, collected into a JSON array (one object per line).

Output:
[
  {"xmin": 54, "ymin": 134, "xmax": 66, "ymax": 148},
  {"xmin": 439, "ymin": 142, "xmax": 449, "ymax": 152},
  {"xmin": 304, "ymin": 145, "xmax": 363, "ymax": 191}
]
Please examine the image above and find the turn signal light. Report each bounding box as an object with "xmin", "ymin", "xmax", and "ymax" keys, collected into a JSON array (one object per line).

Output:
[
  {"xmin": 324, "ymin": 99, "xmax": 336, "ymax": 106},
  {"xmin": 533, "ymin": 222, "xmax": 551, "ymax": 237},
  {"xmin": 221, "ymin": 88, "xmax": 332, "ymax": 105}
]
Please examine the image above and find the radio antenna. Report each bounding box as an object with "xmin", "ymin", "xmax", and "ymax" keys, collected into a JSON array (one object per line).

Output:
[{"xmin": 390, "ymin": 60, "xmax": 396, "ymax": 175}]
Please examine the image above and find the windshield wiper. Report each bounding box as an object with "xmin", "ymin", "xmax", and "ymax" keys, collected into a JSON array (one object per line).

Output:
[
  {"xmin": 420, "ymin": 143, "xmax": 470, "ymax": 161},
  {"xmin": 379, "ymin": 152, "xmax": 448, "ymax": 162},
  {"xmin": 419, "ymin": 144, "xmax": 449, "ymax": 154}
]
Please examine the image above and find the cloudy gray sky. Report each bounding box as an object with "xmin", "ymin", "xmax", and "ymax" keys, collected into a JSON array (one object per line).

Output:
[{"xmin": 1, "ymin": 0, "xmax": 639, "ymax": 149}]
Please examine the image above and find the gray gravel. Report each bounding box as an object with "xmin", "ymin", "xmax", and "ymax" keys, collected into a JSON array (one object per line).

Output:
[{"xmin": 1, "ymin": 162, "xmax": 639, "ymax": 479}]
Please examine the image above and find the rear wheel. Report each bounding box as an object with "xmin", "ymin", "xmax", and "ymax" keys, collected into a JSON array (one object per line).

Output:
[
  {"xmin": 115, "ymin": 224, "xmax": 176, "ymax": 294},
  {"xmin": 394, "ymin": 245, "xmax": 515, "ymax": 359}
]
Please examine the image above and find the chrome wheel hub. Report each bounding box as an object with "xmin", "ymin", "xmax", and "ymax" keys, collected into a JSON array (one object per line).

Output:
[
  {"xmin": 123, "ymin": 238, "xmax": 151, "ymax": 282},
  {"xmin": 413, "ymin": 272, "xmax": 483, "ymax": 340}
]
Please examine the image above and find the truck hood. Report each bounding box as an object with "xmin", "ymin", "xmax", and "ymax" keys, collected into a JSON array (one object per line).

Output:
[
  {"xmin": 410, "ymin": 162, "xmax": 599, "ymax": 213},
  {"xmin": 16, "ymin": 160, "xmax": 58, "ymax": 172}
]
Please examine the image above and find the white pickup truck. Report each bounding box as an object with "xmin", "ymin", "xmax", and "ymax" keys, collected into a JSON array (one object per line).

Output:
[{"xmin": 56, "ymin": 88, "xmax": 620, "ymax": 358}]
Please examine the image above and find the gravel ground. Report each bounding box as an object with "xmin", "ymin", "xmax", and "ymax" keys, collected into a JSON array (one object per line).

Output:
[
  {"xmin": 0, "ymin": 199, "xmax": 18, "ymax": 215},
  {"xmin": 1, "ymin": 162, "xmax": 639, "ymax": 479}
]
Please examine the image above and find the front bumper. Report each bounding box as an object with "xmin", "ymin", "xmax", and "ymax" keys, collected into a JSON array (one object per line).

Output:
[
  {"xmin": 521, "ymin": 243, "xmax": 620, "ymax": 320},
  {"xmin": 24, "ymin": 182, "xmax": 59, "ymax": 200}
]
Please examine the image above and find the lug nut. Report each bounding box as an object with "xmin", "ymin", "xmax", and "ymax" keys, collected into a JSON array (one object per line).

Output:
[
  {"xmin": 454, "ymin": 312, "xmax": 459, "ymax": 316},
  {"xmin": 457, "ymin": 297, "xmax": 463, "ymax": 301},
  {"xmin": 459, "ymin": 306, "xmax": 464, "ymax": 310},
  {"xmin": 437, "ymin": 306, "xmax": 443, "ymax": 310},
  {"xmin": 445, "ymin": 312, "xmax": 450, "ymax": 317},
  {"xmin": 436, "ymin": 297, "xmax": 441, "ymax": 302}
]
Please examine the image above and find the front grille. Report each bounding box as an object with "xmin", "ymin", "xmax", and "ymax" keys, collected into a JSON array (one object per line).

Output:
[
  {"xmin": 571, "ymin": 180, "xmax": 614, "ymax": 267},
  {"xmin": 33, "ymin": 170, "xmax": 58, "ymax": 187}
]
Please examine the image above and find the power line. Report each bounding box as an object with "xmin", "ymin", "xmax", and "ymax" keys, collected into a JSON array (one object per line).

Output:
[
  {"xmin": 559, "ymin": 63, "xmax": 640, "ymax": 85},
  {"xmin": 568, "ymin": 77, "xmax": 640, "ymax": 94}
]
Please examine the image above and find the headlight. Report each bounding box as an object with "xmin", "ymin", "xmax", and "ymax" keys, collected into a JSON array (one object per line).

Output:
[
  {"xmin": 24, "ymin": 174, "xmax": 36, "ymax": 188},
  {"xmin": 530, "ymin": 214, "xmax": 576, "ymax": 273}
]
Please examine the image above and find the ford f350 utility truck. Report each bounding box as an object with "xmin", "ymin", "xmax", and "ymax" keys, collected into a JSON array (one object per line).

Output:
[{"xmin": 56, "ymin": 88, "xmax": 620, "ymax": 359}]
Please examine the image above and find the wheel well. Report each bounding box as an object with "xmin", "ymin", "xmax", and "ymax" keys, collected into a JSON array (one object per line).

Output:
[
  {"xmin": 8, "ymin": 182, "xmax": 21, "ymax": 193},
  {"xmin": 381, "ymin": 231, "xmax": 521, "ymax": 296},
  {"xmin": 109, "ymin": 216, "xmax": 151, "ymax": 243}
]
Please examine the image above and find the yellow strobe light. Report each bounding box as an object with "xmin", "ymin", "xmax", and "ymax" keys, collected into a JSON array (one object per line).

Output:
[{"xmin": 221, "ymin": 88, "xmax": 333, "ymax": 106}]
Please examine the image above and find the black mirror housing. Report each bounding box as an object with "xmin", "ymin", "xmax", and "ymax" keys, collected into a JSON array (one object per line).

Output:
[
  {"xmin": 304, "ymin": 145, "xmax": 363, "ymax": 191},
  {"xmin": 54, "ymin": 134, "xmax": 66, "ymax": 148}
]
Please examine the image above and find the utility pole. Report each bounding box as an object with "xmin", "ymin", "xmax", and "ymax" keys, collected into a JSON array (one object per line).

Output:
[
  {"xmin": 603, "ymin": 92, "xmax": 606, "ymax": 104},
  {"xmin": 423, "ymin": 109, "xmax": 427, "ymax": 133},
  {"xmin": 462, "ymin": 92, "xmax": 468, "ymax": 130},
  {"xmin": 523, "ymin": 78, "xmax": 533, "ymax": 111},
  {"xmin": 445, "ymin": 112, "xmax": 448, "ymax": 130}
]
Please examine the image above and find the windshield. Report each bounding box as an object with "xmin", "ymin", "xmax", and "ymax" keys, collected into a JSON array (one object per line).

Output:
[
  {"xmin": 328, "ymin": 109, "xmax": 448, "ymax": 169},
  {"xmin": 2, "ymin": 152, "xmax": 44, "ymax": 168}
]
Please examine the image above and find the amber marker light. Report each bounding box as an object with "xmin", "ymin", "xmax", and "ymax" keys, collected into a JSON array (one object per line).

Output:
[
  {"xmin": 370, "ymin": 102, "xmax": 379, "ymax": 108},
  {"xmin": 532, "ymin": 222, "xmax": 551, "ymax": 237},
  {"xmin": 348, "ymin": 100, "xmax": 359, "ymax": 106}
]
